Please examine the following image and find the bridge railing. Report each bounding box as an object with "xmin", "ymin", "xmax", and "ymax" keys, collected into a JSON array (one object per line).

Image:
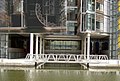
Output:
[
  {"xmin": 25, "ymin": 54, "xmax": 108, "ymax": 61},
  {"xmin": 89, "ymin": 55, "xmax": 108, "ymax": 60}
]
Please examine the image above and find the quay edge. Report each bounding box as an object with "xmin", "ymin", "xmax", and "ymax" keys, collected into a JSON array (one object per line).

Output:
[
  {"xmin": 88, "ymin": 60, "xmax": 120, "ymax": 69},
  {"xmin": 1, "ymin": 59, "xmax": 120, "ymax": 69},
  {"xmin": 0, "ymin": 59, "xmax": 35, "ymax": 67}
]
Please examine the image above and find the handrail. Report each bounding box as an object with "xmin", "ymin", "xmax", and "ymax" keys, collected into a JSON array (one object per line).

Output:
[{"xmin": 25, "ymin": 54, "xmax": 108, "ymax": 61}]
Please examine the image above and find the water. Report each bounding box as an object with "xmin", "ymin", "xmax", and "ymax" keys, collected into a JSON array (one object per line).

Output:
[{"xmin": 0, "ymin": 68, "xmax": 120, "ymax": 81}]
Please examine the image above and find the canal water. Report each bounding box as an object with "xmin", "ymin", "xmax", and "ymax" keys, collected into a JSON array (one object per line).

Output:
[{"xmin": 1, "ymin": 68, "xmax": 120, "ymax": 81}]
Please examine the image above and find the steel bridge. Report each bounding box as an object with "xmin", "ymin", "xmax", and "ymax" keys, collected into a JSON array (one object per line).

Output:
[{"xmin": 25, "ymin": 54, "xmax": 108, "ymax": 68}]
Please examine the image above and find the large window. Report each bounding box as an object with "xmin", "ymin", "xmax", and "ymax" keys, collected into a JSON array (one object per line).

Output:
[
  {"xmin": 86, "ymin": 14, "xmax": 95, "ymax": 30},
  {"xmin": 67, "ymin": 22, "xmax": 77, "ymax": 35},
  {"xmin": 87, "ymin": 0, "xmax": 95, "ymax": 11},
  {"xmin": 96, "ymin": 2, "xmax": 103, "ymax": 12},
  {"xmin": 0, "ymin": 0, "xmax": 9, "ymax": 27},
  {"xmin": 67, "ymin": 0, "xmax": 77, "ymax": 6},
  {"xmin": 96, "ymin": 14, "xmax": 104, "ymax": 30},
  {"xmin": 13, "ymin": 0, "xmax": 21, "ymax": 13},
  {"xmin": 67, "ymin": 8, "xmax": 77, "ymax": 21},
  {"xmin": 45, "ymin": 40, "xmax": 81, "ymax": 50}
]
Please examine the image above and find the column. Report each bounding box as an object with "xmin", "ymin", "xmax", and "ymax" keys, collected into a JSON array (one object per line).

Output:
[
  {"xmin": 30, "ymin": 33, "xmax": 34, "ymax": 59},
  {"xmin": 40, "ymin": 35, "xmax": 42, "ymax": 54},
  {"xmin": 35, "ymin": 35, "xmax": 39, "ymax": 59},
  {"xmin": 43, "ymin": 39, "xmax": 45, "ymax": 54},
  {"xmin": 21, "ymin": 0, "xmax": 24, "ymax": 27},
  {"xmin": 81, "ymin": 40, "xmax": 84, "ymax": 54},
  {"xmin": 65, "ymin": 0, "xmax": 67, "ymax": 34},
  {"xmin": 87, "ymin": 33, "xmax": 90, "ymax": 60},
  {"xmin": 84, "ymin": 37, "xmax": 86, "ymax": 59}
]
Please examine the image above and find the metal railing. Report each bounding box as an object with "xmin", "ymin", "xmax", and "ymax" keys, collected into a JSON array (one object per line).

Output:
[
  {"xmin": 25, "ymin": 54, "xmax": 108, "ymax": 68},
  {"xmin": 25, "ymin": 54, "xmax": 108, "ymax": 61}
]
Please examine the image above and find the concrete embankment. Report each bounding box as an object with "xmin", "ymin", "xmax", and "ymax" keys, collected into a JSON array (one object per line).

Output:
[
  {"xmin": 88, "ymin": 60, "xmax": 120, "ymax": 69},
  {"xmin": 0, "ymin": 59, "xmax": 35, "ymax": 67},
  {"xmin": 1, "ymin": 59, "xmax": 120, "ymax": 69}
]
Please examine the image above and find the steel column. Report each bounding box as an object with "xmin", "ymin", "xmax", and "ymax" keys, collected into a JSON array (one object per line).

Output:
[
  {"xmin": 87, "ymin": 33, "xmax": 90, "ymax": 60},
  {"xmin": 30, "ymin": 33, "xmax": 34, "ymax": 59},
  {"xmin": 40, "ymin": 35, "xmax": 42, "ymax": 54},
  {"xmin": 35, "ymin": 35, "xmax": 39, "ymax": 59}
]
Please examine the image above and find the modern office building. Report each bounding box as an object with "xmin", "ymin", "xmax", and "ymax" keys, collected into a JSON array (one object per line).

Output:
[
  {"xmin": 0, "ymin": 0, "xmax": 114, "ymax": 60},
  {"xmin": 111, "ymin": 0, "xmax": 120, "ymax": 59}
]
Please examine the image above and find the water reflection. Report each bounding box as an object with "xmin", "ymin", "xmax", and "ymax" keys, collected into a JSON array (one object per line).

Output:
[{"xmin": 0, "ymin": 68, "xmax": 120, "ymax": 81}]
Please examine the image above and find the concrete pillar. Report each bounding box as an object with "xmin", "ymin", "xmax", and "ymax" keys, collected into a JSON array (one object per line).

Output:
[
  {"xmin": 30, "ymin": 33, "xmax": 34, "ymax": 59},
  {"xmin": 84, "ymin": 37, "xmax": 86, "ymax": 59},
  {"xmin": 35, "ymin": 35, "xmax": 39, "ymax": 59},
  {"xmin": 87, "ymin": 33, "xmax": 90, "ymax": 60}
]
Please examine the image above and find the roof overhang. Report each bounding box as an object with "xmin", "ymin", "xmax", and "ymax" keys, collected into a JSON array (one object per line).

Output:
[{"xmin": 0, "ymin": 26, "xmax": 66, "ymax": 33}]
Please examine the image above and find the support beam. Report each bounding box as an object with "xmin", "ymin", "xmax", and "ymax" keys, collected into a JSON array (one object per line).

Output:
[
  {"xmin": 35, "ymin": 35, "xmax": 39, "ymax": 59},
  {"xmin": 30, "ymin": 33, "xmax": 34, "ymax": 59},
  {"xmin": 87, "ymin": 33, "xmax": 90, "ymax": 60}
]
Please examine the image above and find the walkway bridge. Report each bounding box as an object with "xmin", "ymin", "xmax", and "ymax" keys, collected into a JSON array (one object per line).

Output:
[{"xmin": 25, "ymin": 54, "xmax": 108, "ymax": 68}]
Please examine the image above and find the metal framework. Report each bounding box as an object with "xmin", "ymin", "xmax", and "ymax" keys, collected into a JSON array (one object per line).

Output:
[
  {"xmin": 35, "ymin": 1, "xmax": 56, "ymax": 27},
  {"xmin": 35, "ymin": 3, "xmax": 46, "ymax": 26},
  {"xmin": 25, "ymin": 54, "xmax": 108, "ymax": 61},
  {"xmin": 25, "ymin": 53, "xmax": 108, "ymax": 68}
]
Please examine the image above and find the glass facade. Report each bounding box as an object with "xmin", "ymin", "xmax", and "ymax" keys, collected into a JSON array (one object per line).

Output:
[
  {"xmin": 67, "ymin": 0, "xmax": 77, "ymax": 6},
  {"xmin": 0, "ymin": 34, "xmax": 29, "ymax": 59},
  {"xmin": 67, "ymin": 22, "xmax": 77, "ymax": 35},
  {"xmin": 59, "ymin": 0, "xmax": 78, "ymax": 35},
  {"xmin": 109, "ymin": 0, "xmax": 118, "ymax": 59},
  {"xmin": 0, "ymin": 0, "xmax": 115, "ymax": 60},
  {"xmin": 45, "ymin": 40, "xmax": 81, "ymax": 54},
  {"xmin": 0, "ymin": 0, "xmax": 9, "ymax": 27},
  {"xmin": 79, "ymin": 0, "xmax": 109, "ymax": 32},
  {"xmin": 0, "ymin": 34, "xmax": 8, "ymax": 58},
  {"xmin": 86, "ymin": 14, "xmax": 95, "ymax": 30},
  {"xmin": 13, "ymin": 0, "xmax": 21, "ymax": 13},
  {"xmin": 86, "ymin": 0, "xmax": 95, "ymax": 11}
]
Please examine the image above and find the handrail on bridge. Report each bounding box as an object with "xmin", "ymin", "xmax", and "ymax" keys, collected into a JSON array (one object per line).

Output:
[{"xmin": 25, "ymin": 54, "xmax": 108, "ymax": 61}]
